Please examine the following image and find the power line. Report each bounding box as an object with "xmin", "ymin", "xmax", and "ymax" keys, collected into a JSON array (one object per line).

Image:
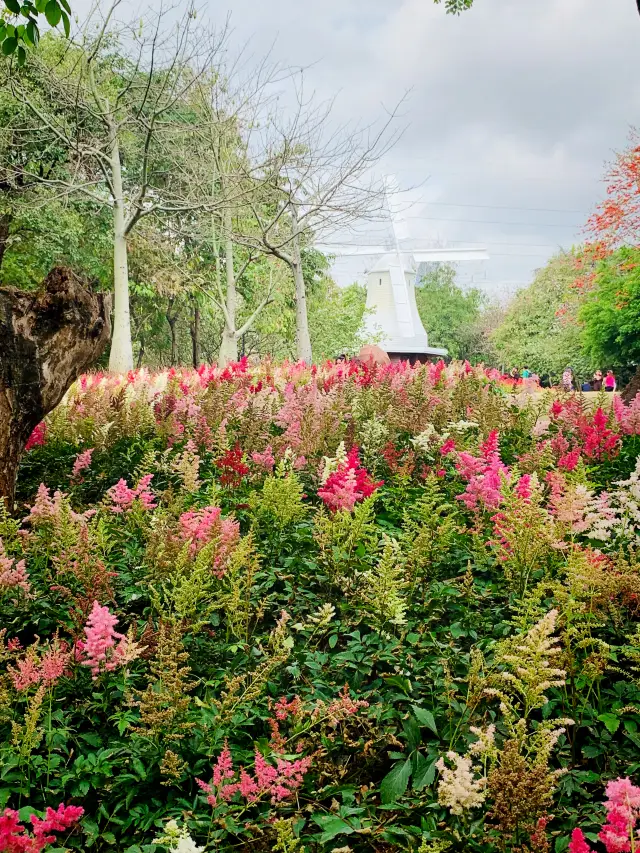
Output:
[
  {"xmin": 420, "ymin": 201, "xmax": 582, "ymax": 214},
  {"xmin": 408, "ymin": 215, "xmax": 581, "ymax": 228},
  {"xmin": 447, "ymin": 239, "xmax": 567, "ymax": 249}
]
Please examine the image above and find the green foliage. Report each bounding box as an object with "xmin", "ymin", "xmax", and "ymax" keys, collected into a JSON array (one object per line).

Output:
[
  {"xmin": 0, "ymin": 0, "xmax": 70, "ymax": 63},
  {"xmin": 5, "ymin": 301, "xmax": 640, "ymax": 853},
  {"xmin": 433, "ymin": 0, "xmax": 475, "ymax": 11},
  {"xmin": 580, "ymin": 247, "xmax": 640, "ymax": 367},
  {"xmin": 493, "ymin": 251, "xmax": 595, "ymax": 380},
  {"xmin": 416, "ymin": 263, "xmax": 491, "ymax": 361},
  {"xmin": 308, "ymin": 279, "xmax": 368, "ymax": 360}
]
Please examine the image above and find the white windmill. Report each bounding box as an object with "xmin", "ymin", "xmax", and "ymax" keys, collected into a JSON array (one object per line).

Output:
[{"xmin": 319, "ymin": 177, "xmax": 489, "ymax": 362}]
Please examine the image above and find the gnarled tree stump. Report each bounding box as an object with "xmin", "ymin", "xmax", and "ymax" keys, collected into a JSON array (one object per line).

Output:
[
  {"xmin": 0, "ymin": 267, "xmax": 111, "ymax": 506},
  {"xmin": 622, "ymin": 366, "xmax": 640, "ymax": 405}
]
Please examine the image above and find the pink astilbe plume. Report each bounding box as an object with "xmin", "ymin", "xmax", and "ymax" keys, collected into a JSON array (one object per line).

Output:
[
  {"xmin": 24, "ymin": 422, "xmax": 47, "ymax": 452},
  {"xmin": 106, "ymin": 474, "xmax": 156, "ymax": 513},
  {"xmin": 71, "ymin": 448, "xmax": 94, "ymax": 481},
  {"xmin": 568, "ymin": 777, "xmax": 640, "ymax": 853},
  {"xmin": 0, "ymin": 802, "xmax": 83, "ymax": 853},
  {"xmin": 613, "ymin": 394, "xmax": 640, "ymax": 435},
  {"xmin": 197, "ymin": 745, "xmax": 311, "ymax": 807},
  {"xmin": 569, "ymin": 828, "xmax": 593, "ymax": 853},
  {"xmin": 456, "ymin": 431, "xmax": 509, "ymax": 511},
  {"xmin": 251, "ymin": 446, "xmax": 276, "ymax": 472},
  {"xmin": 176, "ymin": 506, "xmax": 240, "ymax": 573},
  {"xmin": 318, "ymin": 447, "xmax": 382, "ymax": 512},
  {"xmin": 79, "ymin": 602, "xmax": 139, "ymax": 679},
  {"xmin": 0, "ymin": 539, "xmax": 30, "ymax": 597},
  {"xmin": 11, "ymin": 639, "xmax": 72, "ymax": 690}
]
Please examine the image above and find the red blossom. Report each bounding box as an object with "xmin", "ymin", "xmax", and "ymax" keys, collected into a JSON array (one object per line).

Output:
[{"xmin": 215, "ymin": 444, "xmax": 250, "ymax": 487}]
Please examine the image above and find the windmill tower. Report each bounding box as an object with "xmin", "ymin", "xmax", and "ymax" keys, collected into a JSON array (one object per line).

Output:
[{"xmin": 320, "ymin": 177, "xmax": 489, "ymax": 362}]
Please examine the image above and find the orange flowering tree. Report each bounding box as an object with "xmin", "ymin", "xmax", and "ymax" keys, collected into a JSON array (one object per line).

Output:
[{"xmin": 574, "ymin": 131, "xmax": 640, "ymax": 398}]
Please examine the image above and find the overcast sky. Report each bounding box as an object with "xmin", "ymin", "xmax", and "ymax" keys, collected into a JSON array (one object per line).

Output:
[
  {"xmin": 78, "ymin": 0, "xmax": 640, "ymax": 298},
  {"xmin": 216, "ymin": 0, "xmax": 640, "ymax": 297}
]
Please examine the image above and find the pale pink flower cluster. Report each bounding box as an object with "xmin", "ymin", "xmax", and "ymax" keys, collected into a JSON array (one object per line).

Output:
[
  {"xmin": 197, "ymin": 744, "xmax": 311, "ymax": 806},
  {"xmin": 570, "ymin": 777, "xmax": 640, "ymax": 853},
  {"xmin": 10, "ymin": 641, "xmax": 71, "ymax": 690},
  {"xmin": 71, "ymin": 448, "xmax": 94, "ymax": 480},
  {"xmin": 0, "ymin": 538, "xmax": 30, "ymax": 596},
  {"xmin": 436, "ymin": 751, "xmax": 486, "ymax": 815},
  {"xmin": 78, "ymin": 601, "xmax": 141, "ymax": 679},
  {"xmin": 321, "ymin": 684, "xmax": 370, "ymax": 725},
  {"xmin": 251, "ymin": 446, "xmax": 276, "ymax": 472},
  {"xmin": 547, "ymin": 473, "xmax": 595, "ymax": 536},
  {"xmin": 613, "ymin": 394, "xmax": 640, "ymax": 436},
  {"xmin": 23, "ymin": 484, "xmax": 87, "ymax": 527},
  {"xmin": 106, "ymin": 474, "xmax": 156, "ymax": 513},
  {"xmin": 177, "ymin": 506, "xmax": 240, "ymax": 571}
]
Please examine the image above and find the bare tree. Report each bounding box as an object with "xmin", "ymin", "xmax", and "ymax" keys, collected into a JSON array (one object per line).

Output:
[
  {"xmin": 4, "ymin": 1, "xmax": 227, "ymax": 372},
  {"xmin": 237, "ymin": 79, "xmax": 404, "ymax": 363},
  {"xmin": 184, "ymin": 52, "xmax": 289, "ymax": 366}
]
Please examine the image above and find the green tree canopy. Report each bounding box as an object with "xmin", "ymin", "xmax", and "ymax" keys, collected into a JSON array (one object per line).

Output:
[
  {"xmin": 415, "ymin": 263, "xmax": 489, "ymax": 361},
  {"xmin": 492, "ymin": 252, "xmax": 595, "ymax": 382},
  {"xmin": 580, "ymin": 247, "xmax": 640, "ymax": 368}
]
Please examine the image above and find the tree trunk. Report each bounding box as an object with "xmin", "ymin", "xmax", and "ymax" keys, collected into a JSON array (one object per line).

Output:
[
  {"xmin": 291, "ymin": 230, "xmax": 312, "ymax": 363},
  {"xmin": 136, "ymin": 336, "xmax": 145, "ymax": 369},
  {"xmin": 622, "ymin": 365, "xmax": 640, "ymax": 404},
  {"xmin": 218, "ymin": 215, "xmax": 238, "ymax": 367},
  {"xmin": 108, "ymin": 133, "xmax": 134, "ymax": 374},
  {"xmin": 0, "ymin": 267, "xmax": 111, "ymax": 506},
  {"xmin": 166, "ymin": 297, "xmax": 179, "ymax": 367},
  {"xmin": 0, "ymin": 212, "xmax": 12, "ymax": 273},
  {"xmin": 190, "ymin": 300, "xmax": 200, "ymax": 369}
]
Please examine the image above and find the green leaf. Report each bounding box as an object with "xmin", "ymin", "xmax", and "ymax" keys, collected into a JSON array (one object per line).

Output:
[
  {"xmin": 555, "ymin": 836, "xmax": 570, "ymax": 853},
  {"xmin": 403, "ymin": 716, "xmax": 422, "ymax": 752},
  {"xmin": 311, "ymin": 815, "xmax": 355, "ymax": 843},
  {"xmin": 328, "ymin": 634, "xmax": 338, "ymax": 649},
  {"xmin": 16, "ymin": 45, "xmax": 25, "ymax": 65},
  {"xmin": 598, "ymin": 713, "xmax": 621, "ymax": 734},
  {"xmin": 380, "ymin": 758, "xmax": 411, "ymax": 804},
  {"xmin": 131, "ymin": 757, "xmax": 147, "ymax": 779},
  {"xmin": 25, "ymin": 19, "xmax": 37, "ymax": 44},
  {"xmin": 59, "ymin": 0, "xmax": 71, "ymax": 11},
  {"xmin": 4, "ymin": 0, "xmax": 21, "ymax": 14},
  {"xmin": 411, "ymin": 705, "xmax": 438, "ymax": 736},
  {"xmin": 2, "ymin": 36, "xmax": 18, "ymax": 54},
  {"xmin": 44, "ymin": 0, "xmax": 61, "ymax": 27},
  {"xmin": 412, "ymin": 754, "xmax": 437, "ymax": 790},
  {"xmin": 60, "ymin": 8, "xmax": 69, "ymax": 36}
]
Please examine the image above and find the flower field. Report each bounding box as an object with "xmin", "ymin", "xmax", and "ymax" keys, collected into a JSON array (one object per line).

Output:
[{"xmin": 5, "ymin": 359, "xmax": 640, "ymax": 853}]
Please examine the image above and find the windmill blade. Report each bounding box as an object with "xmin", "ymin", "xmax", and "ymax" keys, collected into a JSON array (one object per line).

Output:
[
  {"xmin": 316, "ymin": 245, "xmax": 389, "ymax": 256},
  {"xmin": 412, "ymin": 247, "xmax": 489, "ymax": 263}
]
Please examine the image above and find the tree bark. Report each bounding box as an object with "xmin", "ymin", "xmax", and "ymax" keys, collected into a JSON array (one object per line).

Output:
[
  {"xmin": 622, "ymin": 366, "xmax": 640, "ymax": 404},
  {"xmin": 0, "ymin": 212, "xmax": 12, "ymax": 273},
  {"xmin": 291, "ymin": 229, "xmax": 312, "ymax": 364},
  {"xmin": 0, "ymin": 267, "xmax": 111, "ymax": 506},
  {"xmin": 190, "ymin": 300, "xmax": 200, "ymax": 369},
  {"xmin": 166, "ymin": 297, "xmax": 180, "ymax": 367},
  {"xmin": 108, "ymin": 132, "xmax": 134, "ymax": 374},
  {"xmin": 218, "ymin": 209, "xmax": 239, "ymax": 367}
]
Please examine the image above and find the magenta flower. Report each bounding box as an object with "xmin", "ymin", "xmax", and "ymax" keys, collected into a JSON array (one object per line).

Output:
[{"xmin": 318, "ymin": 447, "xmax": 382, "ymax": 512}]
